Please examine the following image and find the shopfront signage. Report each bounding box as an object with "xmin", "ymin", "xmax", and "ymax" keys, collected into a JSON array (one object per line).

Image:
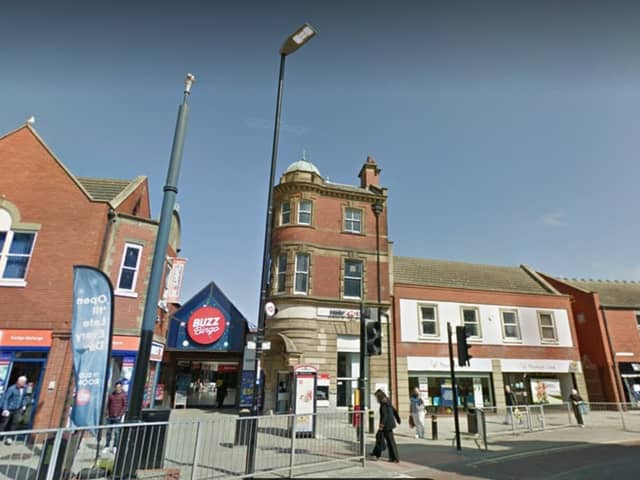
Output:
[
  {"xmin": 501, "ymin": 359, "xmax": 582, "ymax": 373},
  {"xmin": 0, "ymin": 329, "xmax": 52, "ymax": 348},
  {"xmin": 150, "ymin": 342, "xmax": 164, "ymax": 362},
  {"xmin": 187, "ymin": 306, "xmax": 227, "ymax": 345},
  {"xmin": 317, "ymin": 307, "xmax": 360, "ymax": 320}
]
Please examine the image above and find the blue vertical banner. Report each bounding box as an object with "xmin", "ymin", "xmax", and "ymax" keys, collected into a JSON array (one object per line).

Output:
[{"xmin": 71, "ymin": 266, "xmax": 114, "ymax": 429}]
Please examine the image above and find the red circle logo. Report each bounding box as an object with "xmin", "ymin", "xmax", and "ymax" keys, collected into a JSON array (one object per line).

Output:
[
  {"xmin": 187, "ymin": 306, "xmax": 227, "ymax": 345},
  {"xmin": 76, "ymin": 389, "xmax": 91, "ymax": 406}
]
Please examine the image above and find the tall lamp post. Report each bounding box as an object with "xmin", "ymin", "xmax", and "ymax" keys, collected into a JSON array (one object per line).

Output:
[
  {"xmin": 372, "ymin": 201, "xmax": 390, "ymax": 398},
  {"xmin": 127, "ymin": 74, "xmax": 195, "ymax": 421},
  {"xmin": 246, "ymin": 24, "xmax": 317, "ymax": 475}
]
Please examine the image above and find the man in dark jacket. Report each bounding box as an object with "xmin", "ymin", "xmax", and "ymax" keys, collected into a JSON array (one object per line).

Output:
[
  {"xmin": 1, "ymin": 376, "xmax": 29, "ymax": 445},
  {"xmin": 105, "ymin": 382, "xmax": 127, "ymax": 449},
  {"xmin": 373, "ymin": 389, "xmax": 400, "ymax": 463},
  {"xmin": 503, "ymin": 385, "xmax": 517, "ymax": 425}
]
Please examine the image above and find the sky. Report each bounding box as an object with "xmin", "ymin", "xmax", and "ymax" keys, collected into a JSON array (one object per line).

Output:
[{"xmin": 2, "ymin": 1, "xmax": 640, "ymax": 326}]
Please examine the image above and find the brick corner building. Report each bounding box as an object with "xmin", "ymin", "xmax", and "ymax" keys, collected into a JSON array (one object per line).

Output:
[{"xmin": 262, "ymin": 155, "xmax": 391, "ymax": 412}]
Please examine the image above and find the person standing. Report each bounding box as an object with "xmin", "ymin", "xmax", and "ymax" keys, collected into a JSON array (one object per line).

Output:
[
  {"xmin": 1, "ymin": 376, "xmax": 29, "ymax": 445},
  {"xmin": 216, "ymin": 381, "xmax": 227, "ymax": 409},
  {"xmin": 503, "ymin": 385, "xmax": 517, "ymax": 425},
  {"xmin": 409, "ymin": 387, "xmax": 426, "ymax": 439},
  {"xmin": 569, "ymin": 388, "xmax": 585, "ymax": 427},
  {"xmin": 105, "ymin": 382, "xmax": 127, "ymax": 450},
  {"xmin": 374, "ymin": 389, "xmax": 400, "ymax": 463}
]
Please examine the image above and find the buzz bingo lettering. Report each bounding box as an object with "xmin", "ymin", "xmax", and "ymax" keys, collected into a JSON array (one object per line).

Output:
[{"xmin": 192, "ymin": 316, "xmax": 222, "ymax": 336}]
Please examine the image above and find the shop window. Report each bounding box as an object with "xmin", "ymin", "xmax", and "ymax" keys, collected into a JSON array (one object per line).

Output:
[
  {"xmin": 501, "ymin": 309, "xmax": 521, "ymax": 341},
  {"xmin": 280, "ymin": 202, "xmax": 291, "ymax": 225},
  {"xmin": 298, "ymin": 200, "xmax": 312, "ymax": 225},
  {"xmin": 276, "ymin": 253, "xmax": 287, "ymax": 293},
  {"xmin": 116, "ymin": 243, "xmax": 142, "ymax": 294},
  {"xmin": 344, "ymin": 208, "xmax": 362, "ymax": 234},
  {"xmin": 418, "ymin": 304, "xmax": 439, "ymax": 337},
  {"xmin": 343, "ymin": 259, "xmax": 363, "ymax": 298},
  {"xmin": 461, "ymin": 307, "xmax": 481, "ymax": 338},
  {"xmin": 294, "ymin": 253, "xmax": 309, "ymax": 294},
  {"xmin": 538, "ymin": 311, "xmax": 558, "ymax": 343}
]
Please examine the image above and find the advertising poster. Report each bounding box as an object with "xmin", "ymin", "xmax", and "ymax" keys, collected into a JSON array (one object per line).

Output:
[
  {"xmin": 530, "ymin": 378, "xmax": 563, "ymax": 404},
  {"xmin": 239, "ymin": 370, "xmax": 255, "ymax": 408},
  {"xmin": 120, "ymin": 357, "xmax": 135, "ymax": 393},
  {"xmin": 0, "ymin": 355, "xmax": 10, "ymax": 398},
  {"xmin": 71, "ymin": 266, "xmax": 113, "ymax": 429},
  {"xmin": 294, "ymin": 374, "xmax": 315, "ymax": 434}
]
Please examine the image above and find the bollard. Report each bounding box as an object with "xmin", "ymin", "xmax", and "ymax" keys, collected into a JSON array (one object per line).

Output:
[
  {"xmin": 431, "ymin": 415, "xmax": 438, "ymax": 440},
  {"xmin": 368, "ymin": 410, "xmax": 375, "ymax": 434}
]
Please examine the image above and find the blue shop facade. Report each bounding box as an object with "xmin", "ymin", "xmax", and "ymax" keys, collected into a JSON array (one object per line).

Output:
[{"xmin": 162, "ymin": 282, "xmax": 250, "ymax": 408}]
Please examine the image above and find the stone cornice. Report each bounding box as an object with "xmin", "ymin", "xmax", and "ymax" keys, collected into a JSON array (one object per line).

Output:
[{"xmin": 275, "ymin": 181, "xmax": 387, "ymax": 203}]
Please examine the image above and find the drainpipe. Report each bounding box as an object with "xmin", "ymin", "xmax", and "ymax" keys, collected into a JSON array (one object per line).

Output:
[{"xmin": 600, "ymin": 306, "xmax": 626, "ymax": 404}]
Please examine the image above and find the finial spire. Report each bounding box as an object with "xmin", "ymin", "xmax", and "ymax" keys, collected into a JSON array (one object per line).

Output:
[{"xmin": 302, "ymin": 149, "xmax": 308, "ymax": 161}]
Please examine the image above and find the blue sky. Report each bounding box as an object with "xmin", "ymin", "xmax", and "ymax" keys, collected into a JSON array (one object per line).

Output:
[{"xmin": 2, "ymin": 1, "xmax": 639, "ymax": 325}]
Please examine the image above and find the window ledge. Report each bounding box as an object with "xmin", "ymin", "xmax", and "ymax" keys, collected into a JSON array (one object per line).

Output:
[
  {"xmin": 115, "ymin": 290, "xmax": 139, "ymax": 298},
  {"xmin": 342, "ymin": 230, "xmax": 364, "ymax": 236},
  {"xmin": 417, "ymin": 336, "xmax": 442, "ymax": 342},
  {"xmin": 0, "ymin": 279, "xmax": 27, "ymax": 288},
  {"xmin": 503, "ymin": 338, "xmax": 523, "ymax": 344},
  {"xmin": 540, "ymin": 340, "xmax": 559, "ymax": 345}
]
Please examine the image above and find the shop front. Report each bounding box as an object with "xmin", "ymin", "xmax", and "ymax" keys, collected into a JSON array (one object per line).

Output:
[
  {"xmin": 0, "ymin": 329, "xmax": 52, "ymax": 428},
  {"xmin": 165, "ymin": 282, "xmax": 248, "ymax": 409},
  {"xmin": 407, "ymin": 356, "xmax": 495, "ymax": 412},
  {"xmin": 500, "ymin": 359, "xmax": 581, "ymax": 406}
]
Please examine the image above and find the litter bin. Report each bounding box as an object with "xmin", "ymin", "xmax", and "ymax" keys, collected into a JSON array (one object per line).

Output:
[
  {"xmin": 113, "ymin": 408, "xmax": 171, "ymax": 479},
  {"xmin": 234, "ymin": 409, "xmax": 255, "ymax": 446},
  {"xmin": 467, "ymin": 408, "xmax": 478, "ymax": 434}
]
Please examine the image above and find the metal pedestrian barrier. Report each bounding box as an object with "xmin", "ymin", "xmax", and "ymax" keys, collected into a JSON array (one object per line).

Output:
[{"xmin": 0, "ymin": 409, "xmax": 366, "ymax": 479}]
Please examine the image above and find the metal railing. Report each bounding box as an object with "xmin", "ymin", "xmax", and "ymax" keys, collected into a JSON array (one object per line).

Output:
[{"xmin": 0, "ymin": 410, "xmax": 366, "ymax": 479}]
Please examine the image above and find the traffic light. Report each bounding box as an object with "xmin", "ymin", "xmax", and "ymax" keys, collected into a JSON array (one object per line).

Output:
[
  {"xmin": 365, "ymin": 307, "xmax": 382, "ymax": 356},
  {"xmin": 456, "ymin": 325, "xmax": 473, "ymax": 367}
]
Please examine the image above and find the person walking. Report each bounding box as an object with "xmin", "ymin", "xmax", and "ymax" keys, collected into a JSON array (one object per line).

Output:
[
  {"xmin": 409, "ymin": 387, "xmax": 426, "ymax": 439},
  {"xmin": 1, "ymin": 376, "xmax": 30, "ymax": 445},
  {"xmin": 569, "ymin": 388, "xmax": 585, "ymax": 427},
  {"xmin": 374, "ymin": 389, "xmax": 400, "ymax": 463},
  {"xmin": 105, "ymin": 382, "xmax": 127, "ymax": 450},
  {"xmin": 503, "ymin": 385, "xmax": 517, "ymax": 425}
]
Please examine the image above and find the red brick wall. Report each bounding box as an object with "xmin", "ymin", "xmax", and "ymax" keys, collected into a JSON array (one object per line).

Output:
[
  {"xmin": 541, "ymin": 275, "xmax": 622, "ymax": 402},
  {"xmin": 603, "ymin": 309, "xmax": 640, "ymax": 361},
  {"xmin": 115, "ymin": 180, "xmax": 151, "ymax": 218}
]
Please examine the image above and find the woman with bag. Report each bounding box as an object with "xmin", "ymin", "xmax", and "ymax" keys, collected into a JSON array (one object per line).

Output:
[
  {"xmin": 409, "ymin": 387, "xmax": 426, "ymax": 439},
  {"xmin": 569, "ymin": 388, "xmax": 585, "ymax": 427},
  {"xmin": 372, "ymin": 389, "xmax": 400, "ymax": 463}
]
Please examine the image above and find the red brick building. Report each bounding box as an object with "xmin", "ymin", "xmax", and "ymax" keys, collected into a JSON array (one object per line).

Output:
[
  {"xmin": 392, "ymin": 258, "xmax": 586, "ymax": 417},
  {"xmin": 539, "ymin": 275, "xmax": 640, "ymax": 404},
  {"xmin": 0, "ymin": 124, "xmax": 181, "ymax": 428},
  {"xmin": 262, "ymin": 156, "xmax": 391, "ymax": 412}
]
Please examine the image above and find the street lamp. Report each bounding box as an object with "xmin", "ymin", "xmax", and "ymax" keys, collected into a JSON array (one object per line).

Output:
[
  {"xmin": 246, "ymin": 23, "xmax": 317, "ymax": 475},
  {"xmin": 371, "ymin": 200, "xmax": 390, "ymax": 398},
  {"xmin": 127, "ymin": 74, "xmax": 195, "ymax": 421}
]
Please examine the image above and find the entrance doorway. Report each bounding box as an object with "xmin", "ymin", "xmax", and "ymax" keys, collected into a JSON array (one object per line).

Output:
[{"xmin": 4, "ymin": 356, "xmax": 47, "ymax": 428}]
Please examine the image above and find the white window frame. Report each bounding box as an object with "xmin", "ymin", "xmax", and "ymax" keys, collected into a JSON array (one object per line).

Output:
[
  {"xmin": 500, "ymin": 309, "xmax": 522, "ymax": 342},
  {"xmin": 418, "ymin": 304, "xmax": 439, "ymax": 338},
  {"xmin": 280, "ymin": 202, "xmax": 291, "ymax": 225},
  {"xmin": 537, "ymin": 311, "xmax": 559, "ymax": 343},
  {"xmin": 0, "ymin": 229, "xmax": 37, "ymax": 287},
  {"xmin": 343, "ymin": 259, "xmax": 363, "ymax": 299},
  {"xmin": 294, "ymin": 253, "xmax": 309, "ymax": 295},
  {"xmin": 461, "ymin": 306, "xmax": 482, "ymax": 339},
  {"xmin": 298, "ymin": 200, "xmax": 312, "ymax": 225},
  {"xmin": 344, "ymin": 208, "xmax": 362, "ymax": 234},
  {"xmin": 116, "ymin": 243, "xmax": 143, "ymax": 296},
  {"xmin": 276, "ymin": 253, "xmax": 287, "ymax": 294}
]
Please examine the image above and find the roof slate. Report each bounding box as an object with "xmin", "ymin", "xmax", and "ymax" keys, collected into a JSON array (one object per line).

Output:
[
  {"xmin": 76, "ymin": 177, "xmax": 133, "ymax": 202},
  {"xmin": 394, "ymin": 256, "xmax": 553, "ymax": 295},
  {"xmin": 558, "ymin": 278, "xmax": 640, "ymax": 308}
]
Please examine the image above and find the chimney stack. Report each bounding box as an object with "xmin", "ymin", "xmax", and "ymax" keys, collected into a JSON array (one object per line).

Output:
[{"xmin": 358, "ymin": 156, "xmax": 381, "ymax": 188}]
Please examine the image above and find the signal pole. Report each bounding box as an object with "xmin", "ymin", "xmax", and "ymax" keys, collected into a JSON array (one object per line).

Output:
[{"xmin": 447, "ymin": 322, "xmax": 461, "ymax": 450}]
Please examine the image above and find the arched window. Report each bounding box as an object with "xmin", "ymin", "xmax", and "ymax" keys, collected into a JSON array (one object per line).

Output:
[{"xmin": 0, "ymin": 208, "xmax": 37, "ymax": 285}]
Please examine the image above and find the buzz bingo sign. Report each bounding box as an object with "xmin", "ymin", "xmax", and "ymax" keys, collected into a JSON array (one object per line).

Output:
[
  {"xmin": 71, "ymin": 266, "xmax": 114, "ymax": 430},
  {"xmin": 187, "ymin": 305, "xmax": 227, "ymax": 345}
]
